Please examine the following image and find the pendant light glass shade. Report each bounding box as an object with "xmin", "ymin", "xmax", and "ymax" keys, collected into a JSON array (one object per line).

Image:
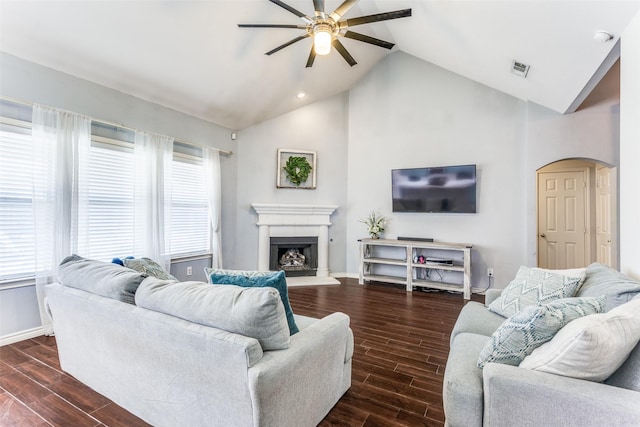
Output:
[{"xmin": 313, "ymin": 25, "xmax": 332, "ymax": 55}]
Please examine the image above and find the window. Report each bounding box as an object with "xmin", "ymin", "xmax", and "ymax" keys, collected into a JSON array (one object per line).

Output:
[
  {"xmin": 77, "ymin": 137, "xmax": 137, "ymax": 261},
  {"xmin": 0, "ymin": 101, "xmax": 214, "ymax": 285},
  {"xmin": 0, "ymin": 118, "xmax": 35, "ymax": 282},
  {"xmin": 171, "ymin": 155, "xmax": 210, "ymax": 257}
]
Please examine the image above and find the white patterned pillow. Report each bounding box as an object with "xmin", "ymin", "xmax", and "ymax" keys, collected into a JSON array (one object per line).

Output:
[
  {"xmin": 124, "ymin": 257, "xmax": 177, "ymax": 281},
  {"xmin": 477, "ymin": 296, "xmax": 605, "ymax": 368},
  {"xmin": 538, "ymin": 267, "xmax": 587, "ymax": 285},
  {"xmin": 520, "ymin": 298, "xmax": 640, "ymax": 381},
  {"xmin": 488, "ymin": 266, "xmax": 582, "ymax": 318}
]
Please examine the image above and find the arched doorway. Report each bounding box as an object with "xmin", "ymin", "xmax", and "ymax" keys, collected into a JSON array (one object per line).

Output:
[{"xmin": 536, "ymin": 159, "xmax": 617, "ymax": 269}]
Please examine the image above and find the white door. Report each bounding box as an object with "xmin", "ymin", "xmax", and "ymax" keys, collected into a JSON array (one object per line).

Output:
[
  {"xmin": 538, "ymin": 171, "xmax": 587, "ymax": 269},
  {"xmin": 596, "ymin": 165, "xmax": 616, "ymax": 268}
]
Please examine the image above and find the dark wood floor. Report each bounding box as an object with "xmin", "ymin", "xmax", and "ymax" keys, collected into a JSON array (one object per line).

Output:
[{"xmin": 0, "ymin": 279, "xmax": 481, "ymax": 426}]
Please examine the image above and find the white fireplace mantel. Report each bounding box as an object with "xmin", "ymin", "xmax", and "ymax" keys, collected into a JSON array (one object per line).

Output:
[{"xmin": 252, "ymin": 203, "xmax": 338, "ymax": 278}]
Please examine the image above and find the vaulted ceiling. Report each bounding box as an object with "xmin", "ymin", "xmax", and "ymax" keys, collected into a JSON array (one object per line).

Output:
[{"xmin": 1, "ymin": 1, "xmax": 639, "ymax": 129}]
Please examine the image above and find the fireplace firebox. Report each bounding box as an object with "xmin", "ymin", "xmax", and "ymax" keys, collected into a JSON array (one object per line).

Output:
[{"xmin": 269, "ymin": 236, "xmax": 318, "ymax": 277}]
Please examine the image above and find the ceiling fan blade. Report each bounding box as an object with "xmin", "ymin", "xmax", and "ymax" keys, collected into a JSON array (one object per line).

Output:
[
  {"xmin": 265, "ymin": 34, "xmax": 310, "ymax": 55},
  {"xmin": 344, "ymin": 9, "xmax": 412, "ymax": 27},
  {"xmin": 313, "ymin": 0, "xmax": 325, "ymax": 16},
  {"xmin": 343, "ymin": 30, "xmax": 394, "ymax": 49},
  {"xmin": 332, "ymin": 39, "xmax": 357, "ymax": 67},
  {"xmin": 269, "ymin": 0, "xmax": 313, "ymax": 23},
  {"xmin": 238, "ymin": 24, "xmax": 307, "ymax": 29},
  {"xmin": 329, "ymin": 0, "xmax": 359, "ymax": 22},
  {"xmin": 306, "ymin": 47, "xmax": 317, "ymax": 68}
]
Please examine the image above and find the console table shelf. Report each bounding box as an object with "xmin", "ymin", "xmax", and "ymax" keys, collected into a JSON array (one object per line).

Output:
[{"xmin": 358, "ymin": 238, "xmax": 474, "ymax": 299}]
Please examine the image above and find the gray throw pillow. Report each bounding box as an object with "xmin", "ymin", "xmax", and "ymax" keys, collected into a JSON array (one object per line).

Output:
[
  {"xmin": 135, "ymin": 277, "xmax": 290, "ymax": 351},
  {"xmin": 57, "ymin": 254, "xmax": 147, "ymax": 304},
  {"xmin": 488, "ymin": 266, "xmax": 582, "ymax": 318},
  {"xmin": 577, "ymin": 262, "xmax": 640, "ymax": 310}
]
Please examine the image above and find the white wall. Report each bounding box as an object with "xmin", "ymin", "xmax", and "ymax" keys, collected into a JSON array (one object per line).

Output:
[
  {"xmin": 346, "ymin": 52, "xmax": 527, "ymax": 287},
  {"xmin": 233, "ymin": 94, "xmax": 349, "ymax": 273},
  {"xmin": 620, "ymin": 11, "xmax": 640, "ymax": 278}
]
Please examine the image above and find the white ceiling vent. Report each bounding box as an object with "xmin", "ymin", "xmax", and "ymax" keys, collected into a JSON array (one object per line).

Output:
[{"xmin": 511, "ymin": 60, "xmax": 530, "ymax": 78}]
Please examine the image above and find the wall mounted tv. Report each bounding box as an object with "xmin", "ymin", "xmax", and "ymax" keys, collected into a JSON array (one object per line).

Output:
[{"xmin": 391, "ymin": 165, "xmax": 477, "ymax": 213}]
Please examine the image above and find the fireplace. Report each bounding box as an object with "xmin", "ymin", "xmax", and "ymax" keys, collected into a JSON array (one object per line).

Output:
[
  {"xmin": 252, "ymin": 204, "xmax": 339, "ymax": 284},
  {"xmin": 269, "ymin": 236, "xmax": 318, "ymax": 277}
]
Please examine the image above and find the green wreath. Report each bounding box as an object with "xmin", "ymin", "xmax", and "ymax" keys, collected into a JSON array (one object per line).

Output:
[{"xmin": 283, "ymin": 156, "xmax": 312, "ymax": 186}]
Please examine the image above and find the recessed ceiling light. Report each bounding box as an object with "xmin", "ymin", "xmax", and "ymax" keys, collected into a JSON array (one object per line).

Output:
[{"xmin": 296, "ymin": 92, "xmax": 306, "ymax": 99}]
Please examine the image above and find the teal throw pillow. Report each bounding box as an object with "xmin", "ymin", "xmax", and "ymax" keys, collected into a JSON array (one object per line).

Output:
[
  {"xmin": 478, "ymin": 296, "xmax": 606, "ymax": 368},
  {"xmin": 488, "ymin": 266, "xmax": 582, "ymax": 318},
  {"xmin": 210, "ymin": 270, "xmax": 299, "ymax": 335}
]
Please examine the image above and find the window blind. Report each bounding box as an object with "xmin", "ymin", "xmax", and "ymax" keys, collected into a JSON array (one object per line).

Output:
[
  {"xmin": 0, "ymin": 121, "xmax": 35, "ymax": 281},
  {"xmin": 171, "ymin": 158, "xmax": 210, "ymax": 257},
  {"xmin": 77, "ymin": 140, "xmax": 137, "ymax": 261}
]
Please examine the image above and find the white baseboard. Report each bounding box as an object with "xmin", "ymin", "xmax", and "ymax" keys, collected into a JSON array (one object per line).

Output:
[{"xmin": 0, "ymin": 326, "xmax": 44, "ymax": 347}]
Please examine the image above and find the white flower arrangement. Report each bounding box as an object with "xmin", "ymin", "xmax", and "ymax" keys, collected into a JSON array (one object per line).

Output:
[{"xmin": 359, "ymin": 210, "xmax": 389, "ymax": 239}]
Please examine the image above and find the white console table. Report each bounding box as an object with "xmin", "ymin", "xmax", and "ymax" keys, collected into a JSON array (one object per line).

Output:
[{"xmin": 358, "ymin": 238, "xmax": 474, "ymax": 299}]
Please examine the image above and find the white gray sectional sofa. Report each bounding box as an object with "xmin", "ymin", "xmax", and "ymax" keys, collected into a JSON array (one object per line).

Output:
[
  {"xmin": 46, "ymin": 255, "xmax": 353, "ymax": 427},
  {"xmin": 443, "ymin": 263, "xmax": 640, "ymax": 427}
]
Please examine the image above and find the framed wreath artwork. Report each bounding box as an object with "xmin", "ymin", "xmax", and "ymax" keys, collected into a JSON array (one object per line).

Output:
[{"xmin": 277, "ymin": 149, "xmax": 317, "ymax": 189}]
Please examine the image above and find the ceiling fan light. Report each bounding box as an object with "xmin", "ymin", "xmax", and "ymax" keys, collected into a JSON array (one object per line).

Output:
[{"xmin": 313, "ymin": 25, "xmax": 332, "ymax": 55}]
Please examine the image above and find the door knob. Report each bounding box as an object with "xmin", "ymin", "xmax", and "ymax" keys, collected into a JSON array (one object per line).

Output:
[{"xmin": 540, "ymin": 233, "xmax": 546, "ymax": 238}]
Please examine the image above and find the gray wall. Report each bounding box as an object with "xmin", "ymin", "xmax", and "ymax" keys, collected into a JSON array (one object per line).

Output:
[
  {"xmin": 345, "ymin": 52, "xmax": 526, "ymax": 287},
  {"xmin": 524, "ymin": 60, "xmax": 621, "ymax": 267},
  {"xmin": 0, "ymin": 40, "xmax": 625, "ymax": 340},
  {"xmin": 620, "ymin": 11, "xmax": 640, "ymax": 278},
  {"xmin": 234, "ymin": 51, "xmax": 621, "ymax": 288},
  {"xmin": 233, "ymin": 93, "xmax": 349, "ymax": 274}
]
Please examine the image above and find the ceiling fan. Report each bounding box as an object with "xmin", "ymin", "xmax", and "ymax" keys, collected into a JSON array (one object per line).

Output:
[{"xmin": 238, "ymin": 0, "xmax": 412, "ymax": 67}]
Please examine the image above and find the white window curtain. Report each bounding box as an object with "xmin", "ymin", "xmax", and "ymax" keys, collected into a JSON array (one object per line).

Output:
[
  {"xmin": 203, "ymin": 147, "xmax": 223, "ymax": 268},
  {"xmin": 133, "ymin": 130, "xmax": 174, "ymax": 272},
  {"xmin": 32, "ymin": 105, "xmax": 91, "ymax": 335}
]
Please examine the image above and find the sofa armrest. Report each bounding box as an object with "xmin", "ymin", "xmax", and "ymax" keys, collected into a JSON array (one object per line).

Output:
[
  {"xmin": 248, "ymin": 312, "xmax": 353, "ymax": 427},
  {"xmin": 483, "ymin": 363, "xmax": 640, "ymax": 427},
  {"xmin": 484, "ymin": 288, "xmax": 503, "ymax": 306}
]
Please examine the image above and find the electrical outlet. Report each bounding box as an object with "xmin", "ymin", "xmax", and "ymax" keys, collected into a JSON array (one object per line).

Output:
[
  {"xmin": 487, "ymin": 268, "xmax": 494, "ymax": 277},
  {"xmin": 186, "ymin": 266, "xmax": 193, "ymax": 276}
]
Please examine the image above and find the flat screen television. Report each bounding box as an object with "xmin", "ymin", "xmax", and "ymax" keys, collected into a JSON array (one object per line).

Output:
[{"xmin": 392, "ymin": 165, "xmax": 477, "ymax": 213}]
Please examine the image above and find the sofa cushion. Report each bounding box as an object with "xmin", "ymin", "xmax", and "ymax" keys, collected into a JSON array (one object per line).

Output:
[
  {"xmin": 488, "ymin": 266, "xmax": 582, "ymax": 318},
  {"xmin": 577, "ymin": 262, "xmax": 640, "ymax": 310},
  {"xmin": 124, "ymin": 257, "xmax": 177, "ymax": 281},
  {"xmin": 450, "ymin": 301, "xmax": 507, "ymax": 344},
  {"xmin": 209, "ymin": 270, "xmax": 299, "ymax": 335},
  {"xmin": 477, "ymin": 296, "xmax": 605, "ymax": 368},
  {"xmin": 57, "ymin": 254, "xmax": 146, "ymax": 304},
  {"xmin": 520, "ymin": 297, "xmax": 640, "ymax": 382},
  {"xmin": 606, "ymin": 341, "xmax": 640, "ymax": 392},
  {"xmin": 135, "ymin": 277, "xmax": 290, "ymax": 350},
  {"xmin": 443, "ymin": 332, "xmax": 490, "ymax": 427}
]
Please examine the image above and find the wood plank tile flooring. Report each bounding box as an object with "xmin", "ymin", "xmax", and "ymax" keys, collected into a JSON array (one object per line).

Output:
[{"xmin": 0, "ymin": 279, "xmax": 481, "ymax": 426}]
